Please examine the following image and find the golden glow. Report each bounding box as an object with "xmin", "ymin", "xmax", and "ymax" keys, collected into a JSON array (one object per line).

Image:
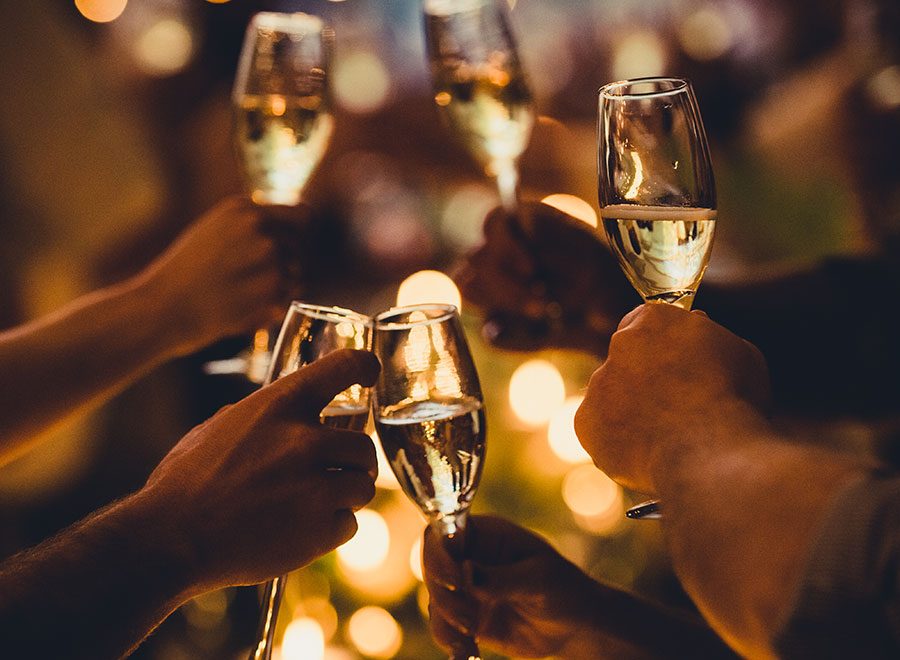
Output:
[
  {"xmin": 206, "ymin": 0, "xmax": 231, "ymax": 4},
  {"xmin": 183, "ymin": 589, "xmax": 229, "ymax": 629},
  {"xmin": 271, "ymin": 95, "xmax": 287, "ymax": 117},
  {"xmin": 281, "ymin": 617, "xmax": 325, "ymax": 660},
  {"xmin": 347, "ymin": 607, "xmax": 403, "ymax": 658},
  {"xmin": 396, "ymin": 270, "xmax": 462, "ymax": 311},
  {"xmin": 75, "ymin": 0, "xmax": 127, "ymax": 23},
  {"xmin": 334, "ymin": 52, "xmax": 391, "ymax": 114},
  {"xmin": 435, "ymin": 91, "xmax": 452, "ymax": 106},
  {"xmin": 409, "ymin": 535, "xmax": 424, "ymax": 581},
  {"xmin": 548, "ymin": 396, "xmax": 591, "ymax": 464},
  {"xmin": 541, "ymin": 194, "xmax": 598, "ymax": 228},
  {"xmin": 134, "ymin": 18, "xmax": 195, "ymax": 77},
  {"xmin": 337, "ymin": 509, "xmax": 390, "ymax": 572},
  {"xmin": 867, "ymin": 66, "xmax": 900, "ymax": 110},
  {"xmin": 678, "ymin": 7, "xmax": 733, "ymax": 61},
  {"xmin": 508, "ymin": 359, "xmax": 566, "ymax": 426},
  {"xmin": 562, "ymin": 465, "xmax": 623, "ymax": 534},
  {"xmin": 441, "ymin": 183, "xmax": 496, "ymax": 249},
  {"xmin": 611, "ymin": 31, "xmax": 667, "ymax": 81},
  {"xmin": 624, "ymin": 151, "xmax": 645, "ymax": 200},
  {"xmin": 372, "ymin": 432, "xmax": 401, "ymax": 490}
]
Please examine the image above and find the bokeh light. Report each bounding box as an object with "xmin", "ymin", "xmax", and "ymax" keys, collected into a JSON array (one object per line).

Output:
[
  {"xmin": 396, "ymin": 270, "xmax": 462, "ymax": 311},
  {"xmin": 678, "ymin": 6, "xmax": 734, "ymax": 61},
  {"xmin": 334, "ymin": 51, "xmax": 391, "ymax": 114},
  {"xmin": 293, "ymin": 597, "xmax": 339, "ymax": 643},
  {"xmin": 441, "ymin": 183, "xmax": 497, "ymax": 249},
  {"xmin": 541, "ymin": 194, "xmax": 598, "ymax": 228},
  {"xmin": 562, "ymin": 464, "xmax": 623, "ymax": 534},
  {"xmin": 508, "ymin": 359, "xmax": 566, "ymax": 426},
  {"xmin": 372, "ymin": 431, "xmax": 401, "ymax": 490},
  {"xmin": 133, "ymin": 18, "xmax": 194, "ymax": 77},
  {"xmin": 75, "ymin": 0, "xmax": 127, "ymax": 23},
  {"xmin": 337, "ymin": 509, "xmax": 390, "ymax": 572},
  {"xmin": 547, "ymin": 396, "xmax": 592, "ymax": 463},
  {"xmin": 281, "ymin": 617, "xmax": 325, "ymax": 660},
  {"xmin": 347, "ymin": 607, "xmax": 403, "ymax": 659},
  {"xmin": 409, "ymin": 535, "xmax": 424, "ymax": 582},
  {"xmin": 867, "ymin": 65, "xmax": 900, "ymax": 110},
  {"xmin": 611, "ymin": 31, "xmax": 667, "ymax": 81}
]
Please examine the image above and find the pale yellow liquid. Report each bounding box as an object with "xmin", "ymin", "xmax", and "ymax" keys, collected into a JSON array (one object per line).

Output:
[
  {"xmin": 601, "ymin": 205, "xmax": 717, "ymax": 309},
  {"xmin": 234, "ymin": 94, "xmax": 333, "ymax": 205},
  {"xmin": 376, "ymin": 398, "xmax": 485, "ymax": 519}
]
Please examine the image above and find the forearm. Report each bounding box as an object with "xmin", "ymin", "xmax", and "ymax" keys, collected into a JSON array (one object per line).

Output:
[
  {"xmin": 560, "ymin": 580, "xmax": 737, "ymax": 660},
  {"xmin": 0, "ymin": 491, "xmax": 196, "ymax": 658},
  {"xmin": 698, "ymin": 253, "xmax": 900, "ymax": 416},
  {"xmin": 650, "ymin": 403, "xmax": 874, "ymax": 657},
  {"xmin": 0, "ymin": 274, "xmax": 182, "ymax": 462}
]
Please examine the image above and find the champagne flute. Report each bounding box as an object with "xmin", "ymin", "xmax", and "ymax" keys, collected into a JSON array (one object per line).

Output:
[
  {"xmin": 423, "ymin": 0, "xmax": 534, "ymax": 214},
  {"xmin": 373, "ymin": 304, "xmax": 486, "ymax": 660},
  {"xmin": 597, "ymin": 77, "xmax": 716, "ymax": 520},
  {"xmin": 250, "ymin": 302, "xmax": 371, "ymax": 660},
  {"xmin": 207, "ymin": 12, "xmax": 335, "ymax": 383}
]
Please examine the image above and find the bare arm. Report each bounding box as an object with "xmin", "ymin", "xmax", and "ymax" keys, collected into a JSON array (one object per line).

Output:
[
  {"xmin": 0, "ymin": 349, "xmax": 380, "ymax": 658},
  {"xmin": 0, "ymin": 197, "xmax": 290, "ymax": 464}
]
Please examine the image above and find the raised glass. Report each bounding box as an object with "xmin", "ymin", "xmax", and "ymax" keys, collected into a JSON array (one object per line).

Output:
[
  {"xmin": 373, "ymin": 304, "xmax": 486, "ymax": 660},
  {"xmin": 598, "ymin": 77, "xmax": 716, "ymax": 518},
  {"xmin": 250, "ymin": 302, "xmax": 371, "ymax": 660}
]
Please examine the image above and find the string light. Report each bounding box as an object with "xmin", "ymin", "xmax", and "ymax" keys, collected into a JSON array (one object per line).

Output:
[
  {"xmin": 562, "ymin": 465, "xmax": 623, "ymax": 534},
  {"xmin": 281, "ymin": 617, "xmax": 325, "ymax": 660},
  {"xmin": 337, "ymin": 509, "xmax": 390, "ymax": 572},
  {"xmin": 547, "ymin": 396, "xmax": 592, "ymax": 463}
]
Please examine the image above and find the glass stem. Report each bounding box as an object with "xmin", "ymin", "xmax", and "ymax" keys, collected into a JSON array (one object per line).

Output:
[{"xmin": 494, "ymin": 161, "xmax": 519, "ymax": 216}]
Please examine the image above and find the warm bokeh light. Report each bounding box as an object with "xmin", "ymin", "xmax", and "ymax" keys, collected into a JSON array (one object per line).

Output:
[
  {"xmin": 334, "ymin": 51, "xmax": 391, "ymax": 114},
  {"xmin": 611, "ymin": 31, "xmax": 667, "ymax": 81},
  {"xmin": 867, "ymin": 65, "xmax": 900, "ymax": 110},
  {"xmin": 547, "ymin": 396, "xmax": 591, "ymax": 463},
  {"xmin": 337, "ymin": 509, "xmax": 390, "ymax": 572},
  {"xmin": 678, "ymin": 7, "xmax": 733, "ymax": 61},
  {"xmin": 281, "ymin": 617, "xmax": 325, "ymax": 660},
  {"xmin": 409, "ymin": 535, "xmax": 424, "ymax": 582},
  {"xmin": 75, "ymin": 0, "xmax": 127, "ymax": 23},
  {"xmin": 541, "ymin": 194, "xmax": 598, "ymax": 228},
  {"xmin": 347, "ymin": 607, "xmax": 403, "ymax": 659},
  {"xmin": 182, "ymin": 589, "xmax": 229, "ymax": 630},
  {"xmin": 372, "ymin": 432, "xmax": 401, "ymax": 490},
  {"xmin": 133, "ymin": 18, "xmax": 194, "ymax": 77},
  {"xmin": 441, "ymin": 183, "xmax": 496, "ymax": 249},
  {"xmin": 562, "ymin": 464, "xmax": 623, "ymax": 535},
  {"xmin": 396, "ymin": 270, "xmax": 462, "ymax": 311},
  {"xmin": 294, "ymin": 598, "xmax": 339, "ymax": 643},
  {"xmin": 508, "ymin": 359, "xmax": 566, "ymax": 426}
]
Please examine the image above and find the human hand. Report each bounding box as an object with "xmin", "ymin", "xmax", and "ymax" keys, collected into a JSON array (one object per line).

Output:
[
  {"xmin": 137, "ymin": 196, "xmax": 312, "ymax": 357},
  {"xmin": 575, "ymin": 304, "xmax": 771, "ymax": 494},
  {"xmin": 424, "ymin": 515, "xmax": 620, "ymax": 659},
  {"xmin": 454, "ymin": 202, "xmax": 636, "ymax": 356},
  {"xmin": 140, "ymin": 349, "xmax": 380, "ymax": 590}
]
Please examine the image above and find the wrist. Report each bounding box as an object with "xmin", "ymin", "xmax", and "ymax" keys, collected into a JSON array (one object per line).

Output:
[{"xmin": 126, "ymin": 269, "xmax": 198, "ymax": 360}]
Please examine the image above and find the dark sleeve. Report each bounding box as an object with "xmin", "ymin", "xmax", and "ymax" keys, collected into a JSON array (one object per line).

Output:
[
  {"xmin": 774, "ymin": 476, "xmax": 900, "ymax": 659},
  {"xmin": 698, "ymin": 251, "xmax": 900, "ymax": 418}
]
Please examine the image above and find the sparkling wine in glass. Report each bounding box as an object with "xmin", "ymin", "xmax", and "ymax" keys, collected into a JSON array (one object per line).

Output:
[
  {"xmin": 597, "ymin": 77, "xmax": 716, "ymax": 519},
  {"xmin": 250, "ymin": 302, "xmax": 371, "ymax": 660},
  {"xmin": 208, "ymin": 12, "xmax": 335, "ymax": 383},
  {"xmin": 373, "ymin": 304, "xmax": 486, "ymax": 660},
  {"xmin": 423, "ymin": 0, "xmax": 534, "ymax": 214}
]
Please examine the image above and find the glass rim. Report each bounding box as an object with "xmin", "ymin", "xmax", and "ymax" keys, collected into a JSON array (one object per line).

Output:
[
  {"xmin": 250, "ymin": 11, "xmax": 326, "ymax": 34},
  {"xmin": 598, "ymin": 76, "xmax": 690, "ymax": 100},
  {"xmin": 288, "ymin": 301, "xmax": 372, "ymax": 326},
  {"xmin": 374, "ymin": 303, "xmax": 458, "ymax": 330}
]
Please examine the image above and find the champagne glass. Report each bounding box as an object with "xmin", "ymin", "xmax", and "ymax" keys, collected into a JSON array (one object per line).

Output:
[
  {"xmin": 250, "ymin": 302, "xmax": 371, "ymax": 660},
  {"xmin": 373, "ymin": 304, "xmax": 486, "ymax": 660},
  {"xmin": 597, "ymin": 77, "xmax": 716, "ymax": 519},
  {"xmin": 207, "ymin": 12, "xmax": 335, "ymax": 383},
  {"xmin": 423, "ymin": 0, "xmax": 534, "ymax": 214}
]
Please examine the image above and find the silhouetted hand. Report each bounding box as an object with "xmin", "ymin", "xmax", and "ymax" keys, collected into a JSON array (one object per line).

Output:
[
  {"xmin": 575, "ymin": 304, "xmax": 771, "ymax": 493},
  {"xmin": 141, "ymin": 348, "xmax": 380, "ymax": 590},
  {"xmin": 424, "ymin": 515, "xmax": 736, "ymax": 659},
  {"xmin": 137, "ymin": 196, "xmax": 312, "ymax": 357},
  {"xmin": 455, "ymin": 202, "xmax": 636, "ymax": 356}
]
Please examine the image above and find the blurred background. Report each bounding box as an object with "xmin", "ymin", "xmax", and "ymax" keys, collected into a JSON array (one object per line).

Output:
[{"xmin": 0, "ymin": 0, "xmax": 897, "ymax": 658}]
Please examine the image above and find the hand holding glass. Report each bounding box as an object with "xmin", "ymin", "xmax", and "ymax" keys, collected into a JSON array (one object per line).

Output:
[
  {"xmin": 250, "ymin": 303, "xmax": 371, "ymax": 660},
  {"xmin": 597, "ymin": 77, "xmax": 716, "ymax": 518}
]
